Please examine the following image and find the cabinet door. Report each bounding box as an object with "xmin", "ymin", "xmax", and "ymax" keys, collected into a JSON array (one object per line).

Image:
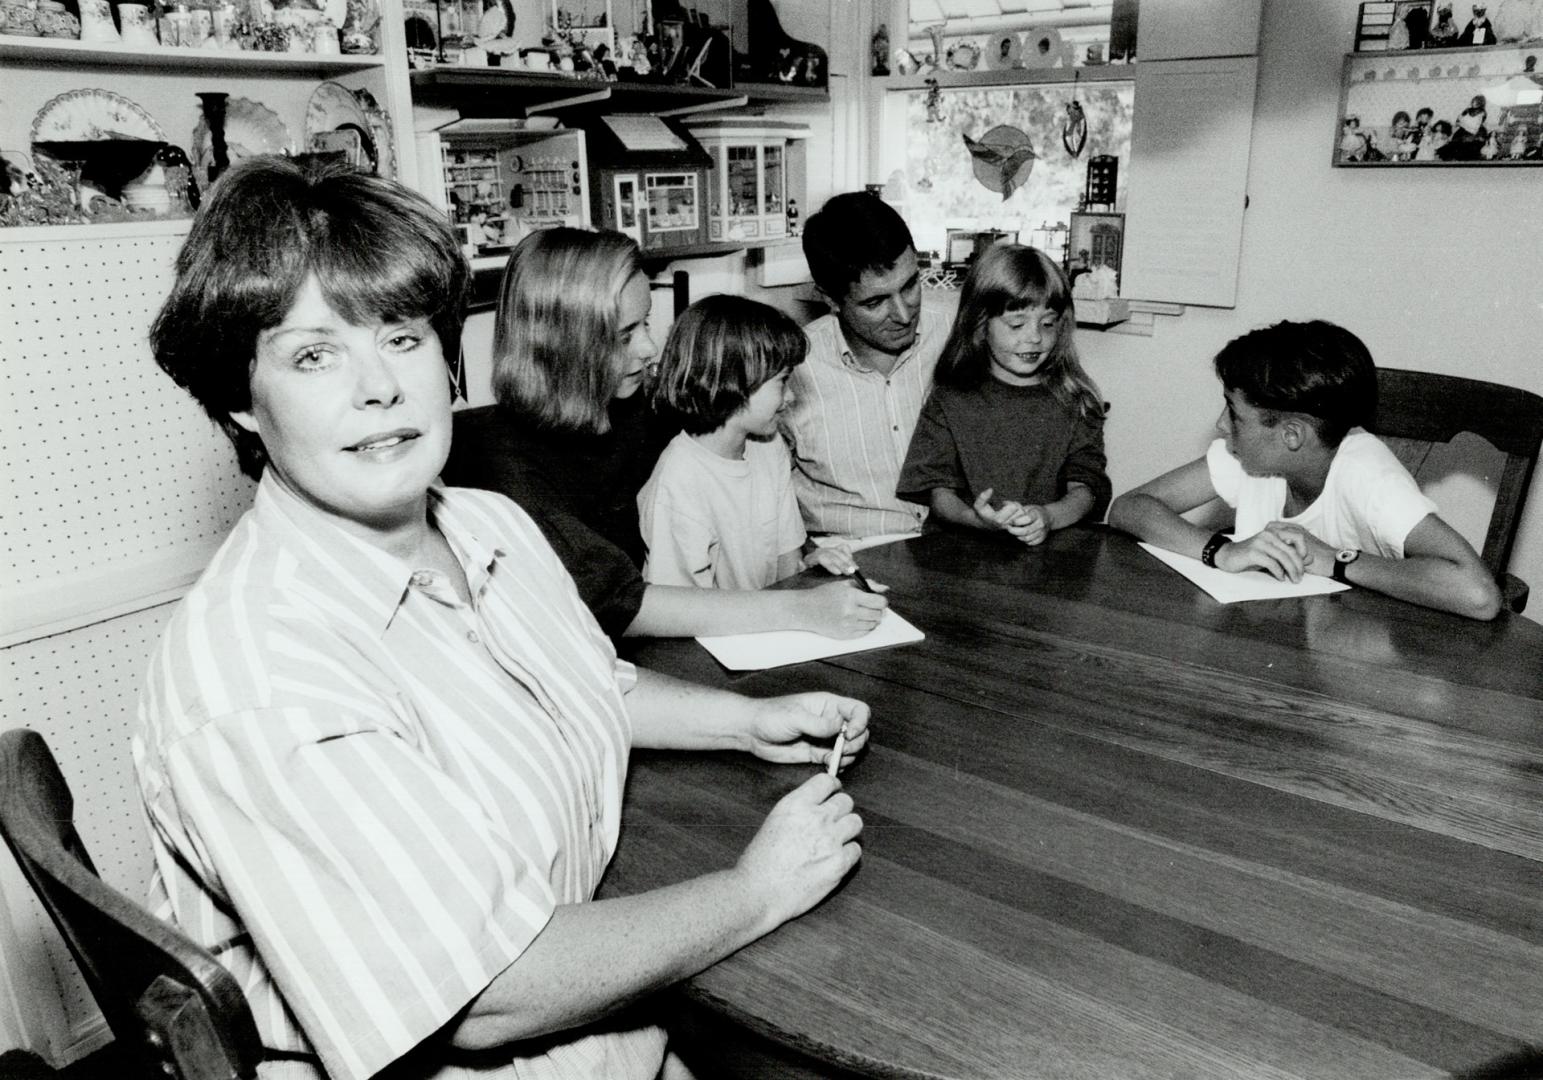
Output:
[
  {"xmin": 1136, "ymin": 0, "xmax": 1262, "ymax": 60},
  {"xmin": 1121, "ymin": 57, "xmax": 1258, "ymax": 308}
]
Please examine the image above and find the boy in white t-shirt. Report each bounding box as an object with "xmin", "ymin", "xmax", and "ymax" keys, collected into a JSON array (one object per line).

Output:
[
  {"xmin": 640, "ymin": 295, "xmax": 879, "ymax": 594},
  {"xmin": 1108, "ymin": 320, "xmax": 1501, "ymax": 620}
]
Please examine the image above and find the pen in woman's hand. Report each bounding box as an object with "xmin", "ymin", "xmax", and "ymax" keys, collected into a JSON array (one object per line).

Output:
[
  {"xmin": 849, "ymin": 566, "xmax": 878, "ymax": 594},
  {"xmin": 827, "ymin": 723, "xmax": 848, "ymax": 777}
]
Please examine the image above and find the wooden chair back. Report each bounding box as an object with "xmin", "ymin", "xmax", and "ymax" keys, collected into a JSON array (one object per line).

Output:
[
  {"xmin": 0, "ymin": 728, "xmax": 262, "ymax": 1080},
  {"xmin": 1373, "ymin": 367, "xmax": 1543, "ymax": 611}
]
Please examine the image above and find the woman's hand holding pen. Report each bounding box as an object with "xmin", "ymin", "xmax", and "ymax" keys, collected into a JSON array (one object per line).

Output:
[
  {"xmin": 744, "ymin": 691, "xmax": 870, "ymax": 767},
  {"xmin": 734, "ymin": 772, "xmax": 862, "ymax": 932}
]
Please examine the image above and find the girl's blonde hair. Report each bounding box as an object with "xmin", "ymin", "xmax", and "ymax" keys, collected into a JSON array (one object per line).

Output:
[
  {"xmin": 936, "ymin": 244, "xmax": 1104, "ymax": 419},
  {"xmin": 492, "ymin": 227, "xmax": 645, "ymax": 433},
  {"xmin": 651, "ymin": 294, "xmax": 806, "ymax": 435}
]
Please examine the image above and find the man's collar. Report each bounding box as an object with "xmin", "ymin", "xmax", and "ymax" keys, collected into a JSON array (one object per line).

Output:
[{"xmin": 832, "ymin": 312, "xmax": 926, "ymax": 375}]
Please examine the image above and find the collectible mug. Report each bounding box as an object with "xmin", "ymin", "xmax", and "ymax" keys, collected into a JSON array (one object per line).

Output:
[
  {"xmin": 185, "ymin": 6, "xmax": 212, "ymax": 46},
  {"xmin": 117, "ymin": 3, "xmax": 158, "ymax": 45},
  {"xmin": 158, "ymin": 6, "xmax": 188, "ymax": 45},
  {"xmin": 77, "ymin": 0, "xmax": 120, "ymax": 42},
  {"xmin": 312, "ymin": 17, "xmax": 340, "ymax": 53}
]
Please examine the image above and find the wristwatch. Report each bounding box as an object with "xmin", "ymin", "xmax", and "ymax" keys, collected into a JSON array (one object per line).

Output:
[{"xmin": 1331, "ymin": 547, "xmax": 1360, "ymax": 583}]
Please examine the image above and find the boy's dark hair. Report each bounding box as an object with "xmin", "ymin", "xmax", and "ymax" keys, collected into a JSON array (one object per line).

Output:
[
  {"xmin": 652, "ymin": 294, "xmax": 806, "ymax": 435},
  {"xmin": 801, "ymin": 192, "xmax": 915, "ymax": 304},
  {"xmin": 1213, "ymin": 319, "xmax": 1377, "ymax": 446},
  {"xmin": 152, "ymin": 158, "xmax": 469, "ymax": 478}
]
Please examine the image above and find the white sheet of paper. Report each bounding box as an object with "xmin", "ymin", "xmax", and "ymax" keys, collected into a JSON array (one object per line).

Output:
[
  {"xmin": 1138, "ymin": 542, "xmax": 1350, "ymax": 603},
  {"xmin": 696, "ymin": 608, "xmax": 925, "ymax": 671},
  {"xmin": 811, "ymin": 531, "xmax": 920, "ymax": 553}
]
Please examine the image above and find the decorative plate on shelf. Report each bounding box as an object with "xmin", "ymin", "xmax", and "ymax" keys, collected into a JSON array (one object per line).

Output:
[
  {"xmin": 350, "ymin": 87, "xmax": 396, "ymax": 179},
  {"xmin": 306, "ymin": 81, "xmax": 392, "ymax": 178},
  {"xmin": 190, "ymin": 97, "xmax": 290, "ymax": 178},
  {"xmin": 30, "ymin": 89, "xmax": 167, "ymax": 144}
]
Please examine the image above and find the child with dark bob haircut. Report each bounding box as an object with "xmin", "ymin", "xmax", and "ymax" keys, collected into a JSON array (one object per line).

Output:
[
  {"xmin": 151, "ymin": 157, "xmax": 468, "ymax": 479},
  {"xmin": 1109, "ymin": 319, "xmax": 1501, "ymax": 620},
  {"xmin": 640, "ymin": 295, "xmax": 859, "ymax": 589}
]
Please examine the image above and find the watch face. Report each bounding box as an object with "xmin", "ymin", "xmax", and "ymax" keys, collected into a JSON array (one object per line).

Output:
[{"xmin": 1336, "ymin": 548, "xmax": 1359, "ymax": 563}]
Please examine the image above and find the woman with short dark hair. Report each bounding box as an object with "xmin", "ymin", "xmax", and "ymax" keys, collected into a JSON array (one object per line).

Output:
[{"xmin": 138, "ymin": 158, "xmax": 869, "ymax": 1080}]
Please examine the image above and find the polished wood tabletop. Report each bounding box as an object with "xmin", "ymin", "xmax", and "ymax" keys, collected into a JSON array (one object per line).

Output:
[{"xmin": 605, "ymin": 527, "xmax": 1543, "ymax": 1080}]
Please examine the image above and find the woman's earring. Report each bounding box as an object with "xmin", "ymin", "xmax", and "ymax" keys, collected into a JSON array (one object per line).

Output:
[{"xmin": 450, "ymin": 344, "xmax": 467, "ymax": 401}]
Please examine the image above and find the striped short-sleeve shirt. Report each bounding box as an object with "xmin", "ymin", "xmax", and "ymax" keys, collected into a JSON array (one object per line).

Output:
[
  {"xmin": 783, "ymin": 308, "xmax": 947, "ymax": 541},
  {"xmin": 133, "ymin": 475, "xmax": 666, "ymax": 1080}
]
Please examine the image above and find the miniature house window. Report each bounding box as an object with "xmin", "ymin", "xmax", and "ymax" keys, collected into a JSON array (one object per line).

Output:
[{"xmin": 685, "ymin": 118, "xmax": 809, "ymax": 245}]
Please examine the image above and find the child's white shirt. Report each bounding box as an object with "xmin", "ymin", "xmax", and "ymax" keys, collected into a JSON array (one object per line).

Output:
[
  {"xmin": 1206, "ymin": 430, "xmax": 1437, "ymax": 557},
  {"xmin": 638, "ymin": 431, "xmax": 806, "ymax": 589}
]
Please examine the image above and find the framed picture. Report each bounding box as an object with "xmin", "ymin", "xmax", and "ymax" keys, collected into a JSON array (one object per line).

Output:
[
  {"xmin": 1067, "ymin": 211, "xmax": 1124, "ymax": 292},
  {"xmin": 1334, "ymin": 46, "xmax": 1543, "ymax": 166}
]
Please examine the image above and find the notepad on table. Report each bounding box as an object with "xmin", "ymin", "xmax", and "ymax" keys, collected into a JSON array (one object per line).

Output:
[
  {"xmin": 696, "ymin": 609, "xmax": 925, "ymax": 671},
  {"xmin": 811, "ymin": 531, "xmax": 920, "ymax": 554},
  {"xmin": 1138, "ymin": 542, "xmax": 1350, "ymax": 604}
]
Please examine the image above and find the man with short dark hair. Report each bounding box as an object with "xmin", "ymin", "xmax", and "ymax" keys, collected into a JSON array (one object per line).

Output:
[{"xmin": 783, "ymin": 192, "xmax": 948, "ymax": 541}]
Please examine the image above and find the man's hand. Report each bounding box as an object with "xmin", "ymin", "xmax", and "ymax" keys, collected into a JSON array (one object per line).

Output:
[{"xmin": 745, "ymin": 691, "xmax": 871, "ymax": 768}]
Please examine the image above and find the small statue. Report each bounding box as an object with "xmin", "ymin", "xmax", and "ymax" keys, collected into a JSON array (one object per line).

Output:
[
  {"xmin": 1428, "ymin": 3, "xmax": 1459, "ymax": 44},
  {"xmin": 786, "ymin": 197, "xmax": 798, "ymax": 236},
  {"xmin": 1457, "ymin": 3, "xmax": 1494, "ymax": 43},
  {"xmin": 871, "ymin": 22, "xmax": 888, "ymax": 76}
]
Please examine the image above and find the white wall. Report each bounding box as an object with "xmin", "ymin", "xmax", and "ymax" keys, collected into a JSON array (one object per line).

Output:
[{"xmin": 1075, "ymin": 2, "xmax": 1543, "ymax": 618}]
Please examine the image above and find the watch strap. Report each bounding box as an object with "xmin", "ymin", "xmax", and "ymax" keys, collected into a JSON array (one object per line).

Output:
[
  {"xmin": 1331, "ymin": 549, "xmax": 1360, "ymax": 583},
  {"xmin": 1199, "ymin": 530, "xmax": 1229, "ymax": 568}
]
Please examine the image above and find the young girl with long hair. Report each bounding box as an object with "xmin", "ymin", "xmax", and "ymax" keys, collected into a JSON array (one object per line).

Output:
[{"xmin": 897, "ymin": 244, "xmax": 1111, "ymax": 544}]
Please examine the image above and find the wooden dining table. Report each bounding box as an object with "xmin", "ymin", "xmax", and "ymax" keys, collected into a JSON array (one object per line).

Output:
[{"xmin": 603, "ymin": 526, "xmax": 1543, "ymax": 1080}]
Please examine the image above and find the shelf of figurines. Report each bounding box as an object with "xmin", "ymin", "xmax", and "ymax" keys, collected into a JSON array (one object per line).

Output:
[
  {"xmin": 0, "ymin": 33, "xmax": 385, "ymax": 71},
  {"xmin": 880, "ymin": 63, "xmax": 1135, "ymax": 91}
]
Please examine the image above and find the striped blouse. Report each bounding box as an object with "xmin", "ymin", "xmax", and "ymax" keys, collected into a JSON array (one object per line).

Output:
[
  {"xmin": 133, "ymin": 475, "xmax": 666, "ymax": 1080},
  {"xmin": 783, "ymin": 308, "xmax": 948, "ymax": 541}
]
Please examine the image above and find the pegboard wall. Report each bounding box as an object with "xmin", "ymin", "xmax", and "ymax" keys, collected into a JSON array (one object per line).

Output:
[
  {"xmin": 0, "ymin": 229, "xmax": 255, "ymax": 643},
  {"xmin": 1, "ymin": 225, "xmax": 254, "ymax": 1062},
  {"xmin": 0, "ymin": 604, "xmax": 176, "ymax": 1059}
]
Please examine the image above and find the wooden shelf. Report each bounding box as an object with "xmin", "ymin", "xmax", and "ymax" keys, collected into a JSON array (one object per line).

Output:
[
  {"xmin": 0, "ymin": 34, "xmax": 386, "ymax": 72},
  {"xmin": 879, "ymin": 64, "xmax": 1135, "ymax": 90},
  {"xmin": 411, "ymin": 67, "xmax": 748, "ymax": 117},
  {"xmin": 734, "ymin": 81, "xmax": 829, "ymax": 104}
]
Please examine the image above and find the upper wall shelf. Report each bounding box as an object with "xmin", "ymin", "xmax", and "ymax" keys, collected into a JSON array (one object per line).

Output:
[
  {"xmin": 410, "ymin": 68, "xmax": 825, "ymax": 116},
  {"xmin": 880, "ymin": 64, "xmax": 1136, "ymax": 90},
  {"xmin": 0, "ymin": 35, "xmax": 386, "ymax": 72},
  {"xmin": 411, "ymin": 68, "xmax": 749, "ymax": 117}
]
